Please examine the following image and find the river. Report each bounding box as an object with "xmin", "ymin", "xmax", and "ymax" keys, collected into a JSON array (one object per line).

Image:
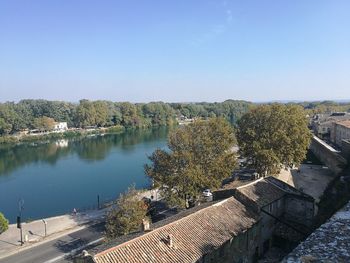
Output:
[{"xmin": 0, "ymin": 128, "xmax": 169, "ymax": 223}]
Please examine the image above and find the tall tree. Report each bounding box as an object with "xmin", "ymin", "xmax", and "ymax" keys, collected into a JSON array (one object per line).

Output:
[
  {"xmin": 0, "ymin": 118, "xmax": 12, "ymax": 135},
  {"xmin": 145, "ymin": 118, "xmax": 237, "ymax": 207},
  {"xmin": 93, "ymin": 101, "xmax": 109, "ymax": 127},
  {"xmin": 237, "ymin": 104, "xmax": 312, "ymax": 177},
  {"xmin": 106, "ymin": 185, "xmax": 149, "ymax": 238},
  {"xmin": 75, "ymin": 100, "xmax": 97, "ymax": 127},
  {"xmin": 33, "ymin": 116, "xmax": 55, "ymax": 132}
]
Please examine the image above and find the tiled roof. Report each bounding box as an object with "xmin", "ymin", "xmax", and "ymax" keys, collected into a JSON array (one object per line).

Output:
[
  {"xmin": 265, "ymin": 177, "xmax": 313, "ymax": 199},
  {"xmin": 235, "ymin": 178, "xmax": 286, "ymax": 209},
  {"xmin": 284, "ymin": 201, "xmax": 350, "ymax": 262},
  {"xmin": 336, "ymin": 120, "xmax": 350, "ymax": 129},
  {"xmin": 93, "ymin": 197, "xmax": 259, "ymax": 263}
]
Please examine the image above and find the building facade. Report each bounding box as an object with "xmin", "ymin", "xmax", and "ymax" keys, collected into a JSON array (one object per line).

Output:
[
  {"xmin": 330, "ymin": 120, "xmax": 350, "ymax": 148},
  {"xmin": 233, "ymin": 177, "xmax": 314, "ymax": 255},
  {"xmin": 53, "ymin": 122, "xmax": 68, "ymax": 132},
  {"xmin": 311, "ymin": 112, "xmax": 350, "ymax": 138}
]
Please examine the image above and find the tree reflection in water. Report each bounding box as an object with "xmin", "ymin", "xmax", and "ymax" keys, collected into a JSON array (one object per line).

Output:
[{"xmin": 0, "ymin": 127, "xmax": 170, "ymax": 176}]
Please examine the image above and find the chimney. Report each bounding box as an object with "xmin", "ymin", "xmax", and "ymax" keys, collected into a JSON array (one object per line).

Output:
[
  {"xmin": 142, "ymin": 218, "xmax": 150, "ymax": 232},
  {"xmin": 167, "ymin": 234, "xmax": 174, "ymax": 248}
]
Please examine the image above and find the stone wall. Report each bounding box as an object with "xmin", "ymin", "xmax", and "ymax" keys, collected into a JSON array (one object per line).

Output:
[
  {"xmin": 201, "ymin": 223, "xmax": 260, "ymax": 263},
  {"xmin": 309, "ymin": 136, "xmax": 347, "ymax": 175},
  {"xmin": 284, "ymin": 194, "xmax": 314, "ymax": 227},
  {"xmin": 341, "ymin": 139, "xmax": 350, "ymax": 161}
]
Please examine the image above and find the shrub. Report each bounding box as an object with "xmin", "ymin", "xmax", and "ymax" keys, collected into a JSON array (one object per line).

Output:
[{"xmin": 0, "ymin": 212, "xmax": 9, "ymax": 234}]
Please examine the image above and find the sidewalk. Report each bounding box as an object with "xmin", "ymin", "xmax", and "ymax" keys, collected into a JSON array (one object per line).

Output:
[
  {"xmin": 0, "ymin": 188, "xmax": 159, "ymax": 260},
  {"xmin": 0, "ymin": 208, "xmax": 106, "ymax": 260}
]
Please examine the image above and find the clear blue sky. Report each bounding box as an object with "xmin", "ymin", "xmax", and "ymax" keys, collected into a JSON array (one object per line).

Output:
[{"xmin": 0, "ymin": 0, "xmax": 349, "ymax": 102}]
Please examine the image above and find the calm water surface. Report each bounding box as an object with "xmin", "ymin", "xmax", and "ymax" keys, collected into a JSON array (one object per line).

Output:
[{"xmin": 0, "ymin": 128, "xmax": 169, "ymax": 223}]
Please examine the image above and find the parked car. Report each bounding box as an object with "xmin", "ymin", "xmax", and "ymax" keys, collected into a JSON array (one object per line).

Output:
[{"xmin": 202, "ymin": 189, "xmax": 213, "ymax": 197}]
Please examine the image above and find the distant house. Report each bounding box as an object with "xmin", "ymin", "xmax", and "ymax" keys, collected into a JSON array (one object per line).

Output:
[{"xmin": 53, "ymin": 122, "xmax": 68, "ymax": 132}]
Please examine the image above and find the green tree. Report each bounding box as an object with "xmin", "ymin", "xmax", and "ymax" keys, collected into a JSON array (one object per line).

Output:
[
  {"xmin": 0, "ymin": 212, "xmax": 9, "ymax": 234},
  {"xmin": 75, "ymin": 100, "xmax": 96, "ymax": 127},
  {"xmin": 119, "ymin": 102, "xmax": 142, "ymax": 128},
  {"xmin": 0, "ymin": 118, "xmax": 12, "ymax": 135},
  {"xmin": 33, "ymin": 116, "xmax": 55, "ymax": 132},
  {"xmin": 145, "ymin": 118, "xmax": 237, "ymax": 207},
  {"xmin": 237, "ymin": 104, "xmax": 312, "ymax": 177},
  {"xmin": 106, "ymin": 185, "xmax": 149, "ymax": 238}
]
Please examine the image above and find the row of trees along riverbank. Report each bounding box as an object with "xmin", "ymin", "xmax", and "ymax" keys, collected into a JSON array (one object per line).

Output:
[
  {"xmin": 0, "ymin": 99, "xmax": 253, "ymax": 137},
  {"xmin": 1, "ymin": 99, "xmax": 349, "ymax": 138}
]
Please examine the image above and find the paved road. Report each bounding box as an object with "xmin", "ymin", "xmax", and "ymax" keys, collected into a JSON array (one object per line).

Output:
[{"xmin": 0, "ymin": 222, "xmax": 105, "ymax": 263}]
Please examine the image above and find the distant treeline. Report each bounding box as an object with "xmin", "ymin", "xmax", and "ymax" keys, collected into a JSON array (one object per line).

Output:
[
  {"xmin": 298, "ymin": 101, "xmax": 350, "ymax": 115},
  {"xmin": 1, "ymin": 99, "xmax": 349, "ymax": 136},
  {"xmin": 0, "ymin": 99, "xmax": 252, "ymax": 135}
]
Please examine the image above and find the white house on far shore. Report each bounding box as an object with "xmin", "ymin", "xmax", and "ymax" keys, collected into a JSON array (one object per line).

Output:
[{"xmin": 53, "ymin": 122, "xmax": 68, "ymax": 132}]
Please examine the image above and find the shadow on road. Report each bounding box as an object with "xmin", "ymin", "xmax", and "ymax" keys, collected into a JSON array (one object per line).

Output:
[{"xmin": 52, "ymin": 222, "xmax": 105, "ymax": 254}]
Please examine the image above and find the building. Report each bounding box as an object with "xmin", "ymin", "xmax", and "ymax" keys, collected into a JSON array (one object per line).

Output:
[
  {"xmin": 283, "ymin": 200, "xmax": 350, "ymax": 262},
  {"xmin": 342, "ymin": 139, "xmax": 350, "ymax": 160},
  {"xmin": 233, "ymin": 177, "xmax": 315, "ymax": 254},
  {"xmin": 311, "ymin": 112, "xmax": 350, "ymax": 138},
  {"xmin": 77, "ymin": 197, "xmax": 260, "ymax": 263},
  {"xmin": 53, "ymin": 122, "xmax": 68, "ymax": 132},
  {"xmin": 330, "ymin": 120, "xmax": 350, "ymax": 148},
  {"xmin": 76, "ymin": 177, "xmax": 315, "ymax": 263}
]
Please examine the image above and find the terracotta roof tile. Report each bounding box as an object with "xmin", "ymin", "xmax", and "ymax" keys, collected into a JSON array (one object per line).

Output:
[{"xmin": 94, "ymin": 197, "xmax": 258, "ymax": 263}]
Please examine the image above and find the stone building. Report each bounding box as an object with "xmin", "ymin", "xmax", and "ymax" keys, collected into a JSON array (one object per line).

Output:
[
  {"xmin": 283, "ymin": 200, "xmax": 350, "ymax": 262},
  {"xmin": 76, "ymin": 197, "xmax": 260, "ymax": 263},
  {"xmin": 233, "ymin": 177, "xmax": 315, "ymax": 254},
  {"xmin": 330, "ymin": 120, "xmax": 350, "ymax": 148},
  {"xmin": 311, "ymin": 112, "xmax": 350, "ymax": 138},
  {"xmin": 342, "ymin": 139, "xmax": 350, "ymax": 160},
  {"xmin": 75, "ymin": 177, "xmax": 314, "ymax": 263}
]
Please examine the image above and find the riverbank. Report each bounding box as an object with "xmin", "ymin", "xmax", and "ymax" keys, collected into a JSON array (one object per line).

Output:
[
  {"xmin": 0, "ymin": 125, "xmax": 126, "ymax": 145},
  {"xmin": 0, "ymin": 127, "xmax": 169, "ymax": 222}
]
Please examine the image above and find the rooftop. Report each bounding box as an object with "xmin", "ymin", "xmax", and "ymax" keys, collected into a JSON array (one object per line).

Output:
[
  {"xmin": 235, "ymin": 178, "xmax": 286, "ymax": 209},
  {"xmin": 283, "ymin": 200, "xmax": 350, "ymax": 262},
  {"xmin": 336, "ymin": 120, "xmax": 350, "ymax": 129},
  {"xmin": 92, "ymin": 197, "xmax": 259, "ymax": 263}
]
